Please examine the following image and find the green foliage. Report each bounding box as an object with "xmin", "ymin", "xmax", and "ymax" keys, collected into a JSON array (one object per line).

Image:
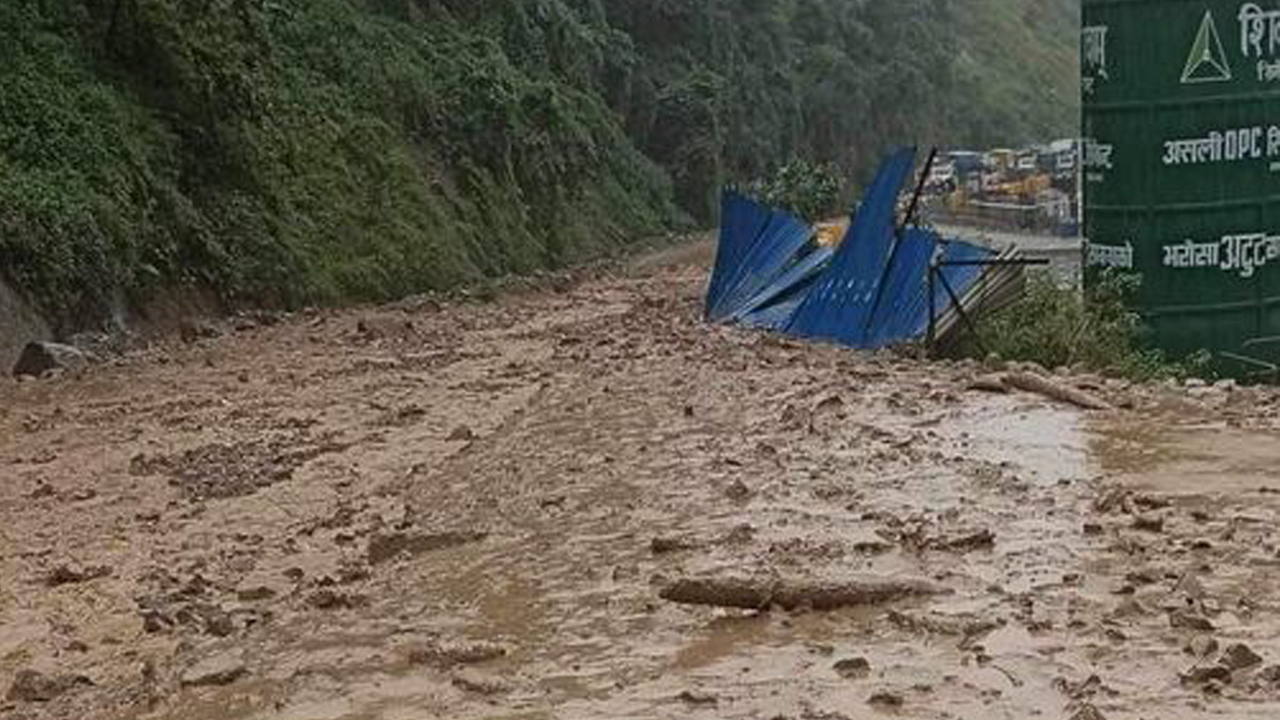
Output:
[
  {"xmin": 747, "ymin": 159, "xmax": 841, "ymax": 223},
  {"xmin": 0, "ymin": 0, "xmax": 1079, "ymax": 327},
  {"xmin": 972, "ymin": 272, "xmax": 1204, "ymax": 381}
]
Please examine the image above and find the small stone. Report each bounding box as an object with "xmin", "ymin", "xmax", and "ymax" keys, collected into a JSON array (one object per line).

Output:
[
  {"xmin": 200, "ymin": 606, "xmax": 236, "ymax": 637},
  {"xmin": 447, "ymin": 426, "xmax": 475, "ymax": 442},
  {"xmin": 45, "ymin": 564, "xmax": 113, "ymax": 587},
  {"xmin": 1070, "ymin": 705, "xmax": 1108, "ymax": 720},
  {"xmin": 29, "ymin": 483, "xmax": 56, "ymax": 499},
  {"xmin": 178, "ymin": 319, "xmax": 220, "ymax": 344},
  {"xmin": 834, "ymin": 657, "xmax": 872, "ymax": 679},
  {"xmin": 1174, "ymin": 574, "xmax": 1207, "ymax": 600},
  {"xmin": 1170, "ymin": 609, "xmax": 1215, "ymax": 632},
  {"xmin": 1256, "ymin": 665, "xmax": 1280, "ymax": 687},
  {"xmin": 1082, "ymin": 522, "xmax": 1104, "ymax": 536},
  {"xmin": 678, "ymin": 689, "xmax": 718, "ymax": 706},
  {"xmin": 650, "ymin": 537, "xmax": 697, "ymax": 555},
  {"xmin": 307, "ymin": 589, "xmax": 364, "ymax": 610},
  {"xmin": 236, "ymin": 586, "xmax": 277, "ymax": 602},
  {"xmin": 1221, "ymin": 643, "xmax": 1264, "ymax": 671},
  {"xmin": 451, "ymin": 669, "xmax": 511, "ymax": 695},
  {"xmin": 237, "ymin": 370, "xmax": 250, "ymax": 383},
  {"xmin": 180, "ymin": 652, "xmax": 247, "ymax": 687},
  {"xmin": 1180, "ymin": 665, "xmax": 1231, "ymax": 686},
  {"xmin": 6, "ymin": 670, "xmax": 91, "ymax": 702},
  {"xmin": 725, "ymin": 479, "xmax": 752, "ymax": 501},
  {"xmin": 1133, "ymin": 514, "xmax": 1165, "ymax": 533},
  {"xmin": 407, "ymin": 640, "xmax": 508, "ymax": 668},
  {"xmin": 867, "ymin": 690, "xmax": 904, "ymax": 707},
  {"xmin": 1184, "ymin": 635, "xmax": 1219, "ymax": 658}
]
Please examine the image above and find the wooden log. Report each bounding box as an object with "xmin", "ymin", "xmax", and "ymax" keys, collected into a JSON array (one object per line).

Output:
[
  {"xmin": 659, "ymin": 576, "xmax": 948, "ymax": 611},
  {"xmin": 1004, "ymin": 372, "xmax": 1112, "ymax": 411}
]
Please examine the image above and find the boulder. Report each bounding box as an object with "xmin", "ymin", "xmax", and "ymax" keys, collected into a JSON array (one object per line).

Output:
[{"xmin": 12, "ymin": 341, "xmax": 91, "ymax": 378}]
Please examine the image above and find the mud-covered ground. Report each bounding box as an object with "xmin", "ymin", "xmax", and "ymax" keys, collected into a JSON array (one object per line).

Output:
[{"xmin": 5, "ymin": 244, "xmax": 1280, "ymax": 720}]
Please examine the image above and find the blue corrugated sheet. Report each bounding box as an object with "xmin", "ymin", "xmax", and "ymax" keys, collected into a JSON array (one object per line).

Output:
[
  {"xmin": 704, "ymin": 193, "xmax": 814, "ymax": 323},
  {"xmin": 704, "ymin": 148, "xmax": 997, "ymax": 350},
  {"xmin": 785, "ymin": 147, "xmax": 918, "ymax": 345}
]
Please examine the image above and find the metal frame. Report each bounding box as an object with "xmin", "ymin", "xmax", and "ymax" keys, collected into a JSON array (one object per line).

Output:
[{"xmin": 926, "ymin": 256, "xmax": 1051, "ymax": 357}]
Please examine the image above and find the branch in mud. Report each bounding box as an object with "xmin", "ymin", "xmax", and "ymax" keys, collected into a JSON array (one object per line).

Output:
[
  {"xmin": 970, "ymin": 372, "xmax": 1112, "ymax": 411},
  {"xmin": 658, "ymin": 576, "xmax": 949, "ymax": 611}
]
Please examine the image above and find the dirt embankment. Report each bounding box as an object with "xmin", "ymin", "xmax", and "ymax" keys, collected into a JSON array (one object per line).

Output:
[{"xmin": 4, "ymin": 244, "xmax": 1280, "ymax": 720}]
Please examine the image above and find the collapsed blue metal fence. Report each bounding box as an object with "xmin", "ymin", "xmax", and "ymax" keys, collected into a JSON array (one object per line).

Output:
[{"xmin": 704, "ymin": 148, "xmax": 1000, "ymax": 350}]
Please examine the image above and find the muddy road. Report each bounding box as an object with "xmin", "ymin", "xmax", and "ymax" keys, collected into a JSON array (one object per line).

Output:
[{"xmin": 4, "ymin": 244, "xmax": 1280, "ymax": 720}]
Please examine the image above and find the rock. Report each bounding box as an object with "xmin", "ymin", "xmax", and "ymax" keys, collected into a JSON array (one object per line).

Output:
[
  {"xmin": 306, "ymin": 589, "xmax": 365, "ymax": 610},
  {"xmin": 236, "ymin": 586, "xmax": 277, "ymax": 602},
  {"xmin": 834, "ymin": 657, "xmax": 872, "ymax": 679},
  {"xmin": 452, "ymin": 669, "xmax": 511, "ymax": 695},
  {"xmin": 407, "ymin": 640, "xmax": 508, "ymax": 668},
  {"xmin": 650, "ymin": 536, "xmax": 698, "ymax": 555},
  {"xmin": 447, "ymin": 426, "xmax": 475, "ymax": 442},
  {"xmin": 1257, "ymin": 665, "xmax": 1280, "ymax": 687},
  {"xmin": 1170, "ymin": 609, "xmax": 1215, "ymax": 631},
  {"xmin": 1132, "ymin": 514, "xmax": 1165, "ymax": 533},
  {"xmin": 181, "ymin": 652, "xmax": 247, "ymax": 687},
  {"xmin": 1174, "ymin": 574, "xmax": 1207, "ymax": 600},
  {"xmin": 1054, "ymin": 674, "xmax": 1103, "ymax": 700},
  {"xmin": 178, "ymin": 319, "xmax": 221, "ymax": 344},
  {"xmin": 45, "ymin": 564, "xmax": 113, "ymax": 587},
  {"xmin": 1082, "ymin": 522, "xmax": 1104, "ymax": 536},
  {"xmin": 1180, "ymin": 665, "xmax": 1231, "ymax": 686},
  {"xmin": 199, "ymin": 605, "xmax": 236, "ymax": 637},
  {"xmin": 725, "ymin": 479, "xmax": 752, "ymax": 501},
  {"xmin": 13, "ymin": 342, "xmax": 91, "ymax": 378},
  {"xmin": 1133, "ymin": 494, "xmax": 1171, "ymax": 510},
  {"xmin": 1221, "ymin": 643, "xmax": 1264, "ymax": 671},
  {"xmin": 678, "ymin": 689, "xmax": 718, "ymax": 706},
  {"xmin": 5, "ymin": 670, "xmax": 91, "ymax": 703},
  {"xmin": 723, "ymin": 524, "xmax": 757, "ymax": 545},
  {"xmin": 931, "ymin": 528, "xmax": 995, "ymax": 552},
  {"xmin": 867, "ymin": 690, "xmax": 904, "ymax": 708},
  {"xmin": 1184, "ymin": 635, "xmax": 1219, "ymax": 658},
  {"xmin": 1094, "ymin": 488, "xmax": 1132, "ymax": 515},
  {"xmin": 1069, "ymin": 704, "xmax": 1108, "ymax": 720}
]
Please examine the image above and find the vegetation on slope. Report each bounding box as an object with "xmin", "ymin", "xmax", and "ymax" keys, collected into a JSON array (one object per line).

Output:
[{"xmin": 0, "ymin": 0, "xmax": 1078, "ymax": 329}]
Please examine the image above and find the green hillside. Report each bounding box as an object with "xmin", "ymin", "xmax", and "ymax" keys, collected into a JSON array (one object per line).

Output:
[{"xmin": 0, "ymin": 0, "xmax": 1079, "ymax": 329}]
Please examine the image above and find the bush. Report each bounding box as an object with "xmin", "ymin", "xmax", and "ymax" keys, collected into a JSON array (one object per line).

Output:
[
  {"xmin": 746, "ymin": 159, "xmax": 842, "ymax": 223},
  {"xmin": 969, "ymin": 271, "xmax": 1206, "ymax": 381}
]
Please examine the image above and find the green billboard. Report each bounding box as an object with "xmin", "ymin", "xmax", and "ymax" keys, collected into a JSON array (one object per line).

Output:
[{"xmin": 1083, "ymin": 0, "xmax": 1280, "ymax": 370}]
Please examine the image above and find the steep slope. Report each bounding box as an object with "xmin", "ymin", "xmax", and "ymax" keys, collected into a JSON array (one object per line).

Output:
[{"xmin": 0, "ymin": 0, "xmax": 1078, "ymax": 330}]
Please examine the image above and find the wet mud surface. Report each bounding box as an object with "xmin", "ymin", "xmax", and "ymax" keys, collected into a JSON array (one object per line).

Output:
[{"xmin": 4, "ymin": 244, "xmax": 1280, "ymax": 719}]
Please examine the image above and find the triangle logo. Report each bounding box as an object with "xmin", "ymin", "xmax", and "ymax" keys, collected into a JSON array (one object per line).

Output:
[{"xmin": 1181, "ymin": 10, "xmax": 1232, "ymax": 84}]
